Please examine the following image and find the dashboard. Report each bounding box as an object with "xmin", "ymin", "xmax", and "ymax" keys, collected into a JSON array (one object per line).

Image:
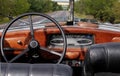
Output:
[{"xmin": 0, "ymin": 26, "xmax": 120, "ymax": 66}]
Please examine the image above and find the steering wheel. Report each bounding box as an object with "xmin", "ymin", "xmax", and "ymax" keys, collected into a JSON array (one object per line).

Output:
[{"xmin": 1, "ymin": 12, "xmax": 67, "ymax": 64}]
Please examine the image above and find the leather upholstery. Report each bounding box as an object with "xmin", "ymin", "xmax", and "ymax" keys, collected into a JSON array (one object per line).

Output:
[
  {"xmin": 1, "ymin": 63, "xmax": 72, "ymax": 76},
  {"xmin": 83, "ymin": 42, "xmax": 120, "ymax": 76}
]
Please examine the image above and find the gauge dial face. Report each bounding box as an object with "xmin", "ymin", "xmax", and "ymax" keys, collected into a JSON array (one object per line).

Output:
[{"xmin": 48, "ymin": 34, "xmax": 94, "ymax": 47}]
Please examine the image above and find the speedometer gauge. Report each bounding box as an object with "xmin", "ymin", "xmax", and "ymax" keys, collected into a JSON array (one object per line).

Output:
[
  {"xmin": 77, "ymin": 38, "xmax": 93, "ymax": 46},
  {"xmin": 50, "ymin": 38, "xmax": 64, "ymax": 45}
]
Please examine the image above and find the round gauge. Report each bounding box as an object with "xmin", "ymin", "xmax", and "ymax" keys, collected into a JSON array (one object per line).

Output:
[
  {"xmin": 77, "ymin": 38, "xmax": 93, "ymax": 46},
  {"xmin": 50, "ymin": 38, "xmax": 64, "ymax": 46}
]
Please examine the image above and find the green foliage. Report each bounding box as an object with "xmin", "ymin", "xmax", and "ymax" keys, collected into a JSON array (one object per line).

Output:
[
  {"xmin": 112, "ymin": 1, "xmax": 120, "ymax": 20},
  {"xmin": 0, "ymin": 0, "xmax": 13, "ymax": 19},
  {"xmin": 12, "ymin": 0, "xmax": 30, "ymax": 15},
  {"xmin": 0, "ymin": 0, "xmax": 30, "ymax": 20},
  {"xmin": 27, "ymin": 0, "xmax": 62, "ymax": 13},
  {"xmin": 75, "ymin": 0, "xmax": 120, "ymax": 23},
  {"xmin": 0, "ymin": 0, "xmax": 62, "ymax": 21},
  {"xmin": 28, "ymin": 0, "xmax": 50, "ymax": 12},
  {"xmin": 52, "ymin": 2, "xmax": 63, "ymax": 11}
]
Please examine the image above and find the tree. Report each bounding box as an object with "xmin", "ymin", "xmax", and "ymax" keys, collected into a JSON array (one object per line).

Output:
[
  {"xmin": 0, "ymin": 0, "xmax": 30, "ymax": 20},
  {"xmin": 112, "ymin": 1, "xmax": 120, "ymax": 21},
  {"xmin": 75, "ymin": 0, "xmax": 120, "ymax": 23},
  {"xmin": 0, "ymin": 0, "xmax": 13, "ymax": 19},
  {"xmin": 12, "ymin": 0, "xmax": 30, "ymax": 15},
  {"xmin": 75, "ymin": 0, "xmax": 85, "ymax": 14},
  {"xmin": 27, "ymin": 0, "xmax": 62, "ymax": 13},
  {"xmin": 52, "ymin": 2, "xmax": 63, "ymax": 11},
  {"xmin": 0, "ymin": 0, "xmax": 63, "ymax": 21}
]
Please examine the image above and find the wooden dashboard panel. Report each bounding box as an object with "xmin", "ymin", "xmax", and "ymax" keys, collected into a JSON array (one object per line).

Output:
[{"xmin": 0, "ymin": 26, "xmax": 120, "ymax": 60}]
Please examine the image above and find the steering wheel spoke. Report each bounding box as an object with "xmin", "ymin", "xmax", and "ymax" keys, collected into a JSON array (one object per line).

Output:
[
  {"xmin": 29, "ymin": 15, "xmax": 35, "ymax": 39},
  {"xmin": 9, "ymin": 48, "xmax": 29, "ymax": 63},
  {"xmin": 40, "ymin": 47, "xmax": 62, "ymax": 57}
]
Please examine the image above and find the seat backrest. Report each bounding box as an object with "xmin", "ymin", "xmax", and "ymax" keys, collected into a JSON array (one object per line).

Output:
[
  {"xmin": 1, "ymin": 63, "xmax": 72, "ymax": 76},
  {"xmin": 83, "ymin": 42, "xmax": 120, "ymax": 76}
]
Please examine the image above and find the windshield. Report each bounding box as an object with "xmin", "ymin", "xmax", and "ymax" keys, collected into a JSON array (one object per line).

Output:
[{"xmin": 0, "ymin": 0, "xmax": 120, "ymax": 31}]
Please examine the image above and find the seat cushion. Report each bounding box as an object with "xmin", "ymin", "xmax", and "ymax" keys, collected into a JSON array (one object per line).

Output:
[
  {"xmin": 84, "ymin": 42, "xmax": 120, "ymax": 75},
  {"xmin": 1, "ymin": 63, "xmax": 72, "ymax": 76}
]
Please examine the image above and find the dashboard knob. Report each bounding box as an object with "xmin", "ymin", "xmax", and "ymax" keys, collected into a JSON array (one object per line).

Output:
[{"xmin": 17, "ymin": 40, "xmax": 22, "ymax": 44}]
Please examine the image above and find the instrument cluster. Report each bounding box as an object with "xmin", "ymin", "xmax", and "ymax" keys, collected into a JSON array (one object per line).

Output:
[{"xmin": 47, "ymin": 34, "xmax": 94, "ymax": 48}]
